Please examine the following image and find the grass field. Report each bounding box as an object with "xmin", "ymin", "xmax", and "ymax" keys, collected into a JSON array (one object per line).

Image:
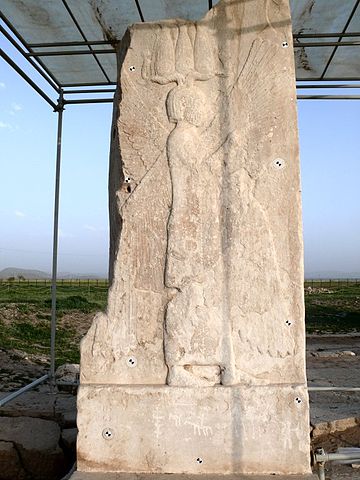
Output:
[
  {"xmin": 0, "ymin": 280, "xmax": 359, "ymax": 368},
  {"xmin": 304, "ymin": 282, "xmax": 360, "ymax": 333},
  {"xmin": 0, "ymin": 281, "xmax": 108, "ymax": 366}
]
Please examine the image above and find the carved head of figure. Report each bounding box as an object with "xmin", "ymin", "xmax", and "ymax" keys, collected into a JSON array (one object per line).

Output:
[{"xmin": 166, "ymin": 85, "xmax": 210, "ymax": 127}]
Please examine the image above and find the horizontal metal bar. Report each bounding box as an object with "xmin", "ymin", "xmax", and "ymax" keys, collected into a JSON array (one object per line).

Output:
[
  {"xmin": 60, "ymin": 81, "xmax": 117, "ymax": 87},
  {"xmin": 309, "ymin": 386, "xmax": 360, "ymax": 392},
  {"xmin": 0, "ymin": 48, "xmax": 57, "ymax": 109},
  {"xmin": 63, "ymin": 88, "xmax": 116, "ymax": 94},
  {"xmin": 298, "ymin": 77, "xmax": 360, "ymax": 82},
  {"xmin": 0, "ymin": 11, "xmax": 62, "ymax": 87},
  {"xmin": 0, "ymin": 374, "xmax": 49, "ymax": 407},
  {"xmin": 297, "ymin": 95, "xmax": 360, "ymax": 100},
  {"xmin": 28, "ymin": 40, "xmax": 116, "ymax": 48},
  {"xmin": 297, "ymin": 83, "xmax": 360, "ymax": 89},
  {"xmin": 28, "ymin": 49, "xmax": 115, "ymax": 57},
  {"xmin": 61, "ymin": 0, "xmax": 111, "ymax": 84},
  {"xmin": 293, "ymin": 32, "xmax": 360, "ymax": 39},
  {"xmin": 0, "ymin": 25, "xmax": 60, "ymax": 93},
  {"xmin": 294, "ymin": 41, "xmax": 360, "ymax": 47},
  {"xmin": 64, "ymin": 98, "xmax": 114, "ymax": 104},
  {"xmin": 315, "ymin": 452, "xmax": 360, "ymax": 463}
]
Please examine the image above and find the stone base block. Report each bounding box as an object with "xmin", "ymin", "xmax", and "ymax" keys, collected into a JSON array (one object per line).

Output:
[
  {"xmin": 77, "ymin": 385, "xmax": 311, "ymax": 475},
  {"xmin": 70, "ymin": 474, "xmax": 318, "ymax": 480}
]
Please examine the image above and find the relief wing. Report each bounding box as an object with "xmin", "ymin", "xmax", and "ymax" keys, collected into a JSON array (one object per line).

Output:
[
  {"xmin": 229, "ymin": 37, "xmax": 293, "ymax": 155},
  {"xmin": 117, "ymin": 72, "xmax": 172, "ymax": 183}
]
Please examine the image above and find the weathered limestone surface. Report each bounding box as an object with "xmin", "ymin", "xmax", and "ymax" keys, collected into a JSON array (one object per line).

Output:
[
  {"xmin": 71, "ymin": 475, "xmax": 318, "ymax": 480},
  {"xmin": 77, "ymin": 385, "xmax": 310, "ymax": 474},
  {"xmin": 77, "ymin": 0, "xmax": 311, "ymax": 476}
]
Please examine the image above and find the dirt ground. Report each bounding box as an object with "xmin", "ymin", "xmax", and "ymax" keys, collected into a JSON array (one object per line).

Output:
[{"xmin": 307, "ymin": 334, "xmax": 360, "ymax": 479}]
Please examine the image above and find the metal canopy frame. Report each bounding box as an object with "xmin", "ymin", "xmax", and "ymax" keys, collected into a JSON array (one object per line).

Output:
[{"xmin": 0, "ymin": 2, "xmax": 359, "ymax": 408}]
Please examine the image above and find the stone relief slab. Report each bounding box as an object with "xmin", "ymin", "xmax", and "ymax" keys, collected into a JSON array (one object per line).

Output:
[
  {"xmin": 77, "ymin": 0, "xmax": 310, "ymax": 476},
  {"xmin": 80, "ymin": 0, "xmax": 306, "ymax": 389}
]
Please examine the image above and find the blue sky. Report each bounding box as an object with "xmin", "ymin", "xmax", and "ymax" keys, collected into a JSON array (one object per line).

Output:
[{"xmin": 0, "ymin": 49, "xmax": 359, "ymax": 277}]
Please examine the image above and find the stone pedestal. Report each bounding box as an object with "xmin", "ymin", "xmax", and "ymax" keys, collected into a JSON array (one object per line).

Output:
[{"xmin": 75, "ymin": 0, "xmax": 312, "ymax": 477}]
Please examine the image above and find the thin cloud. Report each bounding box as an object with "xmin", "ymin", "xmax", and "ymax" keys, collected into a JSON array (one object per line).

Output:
[
  {"xmin": 14, "ymin": 210, "xmax": 25, "ymax": 217},
  {"xmin": 0, "ymin": 121, "xmax": 12, "ymax": 129},
  {"xmin": 0, "ymin": 82, "xmax": 5, "ymax": 88},
  {"xmin": 84, "ymin": 224, "xmax": 97, "ymax": 232},
  {"xmin": 9, "ymin": 103, "xmax": 22, "ymax": 115},
  {"xmin": 11, "ymin": 103, "xmax": 22, "ymax": 111},
  {"xmin": 59, "ymin": 229, "xmax": 75, "ymax": 238}
]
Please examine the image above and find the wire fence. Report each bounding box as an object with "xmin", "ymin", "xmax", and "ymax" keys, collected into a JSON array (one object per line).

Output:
[
  {"xmin": 1, "ymin": 278, "xmax": 359, "ymax": 288},
  {"xmin": 0, "ymin": 278, "xmax": 109, "ymax": 288},
  {"xmin": 304, "ymin": 279, "xmax": 360, "ymax": 288}
]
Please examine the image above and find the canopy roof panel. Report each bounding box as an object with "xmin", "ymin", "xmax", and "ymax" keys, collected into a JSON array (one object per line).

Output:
[{"xmin": 1, "ymin": 0, "xmax": 359, "ymax": 87}]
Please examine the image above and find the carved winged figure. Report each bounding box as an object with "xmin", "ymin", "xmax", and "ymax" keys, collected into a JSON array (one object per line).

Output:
[{"xmin": 114, "ymin": 16, "xmax": 298, "ymax": 386}]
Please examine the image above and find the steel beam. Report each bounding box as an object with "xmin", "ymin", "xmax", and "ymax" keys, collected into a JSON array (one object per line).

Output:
[
  {"xmin": 0, "ymin": 12, "xmax": 62, "ymax": 88},
  {"xmin": 50, "ymin": 93, "xmax": 65, "ymax": 386},
  {"xmin": 63, "ymin": 88, "xmax": 116, "ymax": 94},
  {"xmin": 0, "ymin": 375, "xmax": 49, "ymax": 407},
  {"xmin": 0, "ymin": 48, "xmax": 57, "ymax": 109},
  {"xmin": 294, "ymin": 41, "xmax": 360, "ymax": 47},
  {"xmin": 64, "ymin": 98, "xmax": 114, "ymax": 104},
  {"xmin": 28, "ymin": 49, "xmax": 115, "ymax": 57},
  {"xmin": 61, "ymin": 0, "xmax": 111, "ymax": 83},
  {"xmin": 294, "ymin": 32, "xmax": 360, "ymax": 39},
  {"xmin": 309, "ymin": 386, "xmax": 360, "ymax": 391},
  {"xmin": 297, "ymin": 95, "xmax": 360, "ymax": 100},
  {"xmin": 28, "ymin": 40, "xmax": 115, "ymax": 48},
  {"xmin": 321, "ymin": 0, "xmax": 360, "ymax": 79},
  {"xmin": 0, "ymin": 25, "xmax": 60, "ymax": 93},
  {"xmin": 134, "ymin": 0, "xmax": 145, "ymax": 22},
  {"xmin": 297, "ymin": 84, "xmax": 360, "ymax": 89}
]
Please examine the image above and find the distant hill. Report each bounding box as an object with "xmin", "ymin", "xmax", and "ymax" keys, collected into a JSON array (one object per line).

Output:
[
  {"xmin": 0, "ymin": 267, "xmax": 51, "ymax": 279},
  {"xmin": 58, "ymin": 272, "xmax": 107, "ymax": 280},
  {"xmin": 0, "ymin": 267, "xmax": 107, "ymax": 280},
  {"xmin": 305, "ymin": 271, "xmax": 360, "ymax": 279}
]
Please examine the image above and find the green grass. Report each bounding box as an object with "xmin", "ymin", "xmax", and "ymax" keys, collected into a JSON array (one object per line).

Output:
[
  {"xmin": 0, "ymin": 282, "xmax": 359, "ymax": 368},
  {"xmin": 305, "ymin": 284, "xmax": 360, "ymax": 333},
  {"xmin": 0, "ymin": 282, "xmax": 108, "ymax": 310},
  {"xmin": 0, "ymin": 319, "xmax": 80, "ymax": 365},
  {"xmin": 0, "ymin": 282, "xmax": 108, "ymax": 366}
]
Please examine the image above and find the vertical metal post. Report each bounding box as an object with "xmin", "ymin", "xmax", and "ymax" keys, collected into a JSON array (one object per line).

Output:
[{"xmin": 50, "ymin": 91, "xmax": 65, "ymax": 387}]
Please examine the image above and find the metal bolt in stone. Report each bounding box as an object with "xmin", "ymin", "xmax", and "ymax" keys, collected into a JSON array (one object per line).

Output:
[
  {"xmin": 273, "ymin": 158, "xmax": 286, "ymax": 170},
  {"xmin": 127, "ymin": 356, "xmax": 137, "ymax": 368},
  {"xmin": 102, "ymin": 428, "xmax": 113, "ymax": 440},
  {"xmin": 129, "ymin": 65, "xmax": 136, "ymax": 71}
]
